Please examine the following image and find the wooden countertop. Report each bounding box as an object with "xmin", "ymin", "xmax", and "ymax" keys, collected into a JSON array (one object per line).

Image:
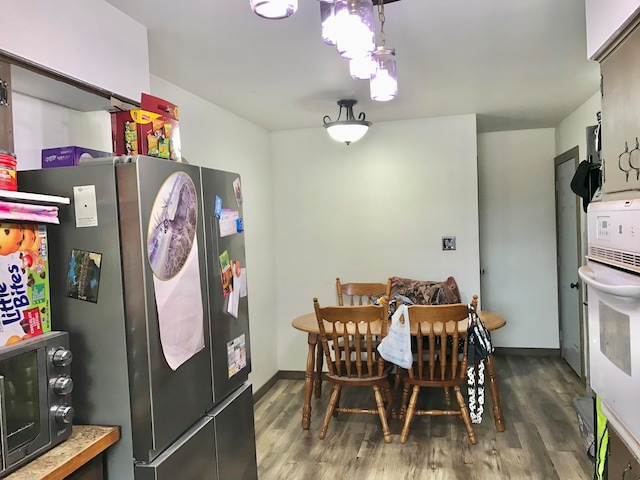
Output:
[{"xmin": 6, "ymin": 425, "xmax": 120, "ymax": 480}]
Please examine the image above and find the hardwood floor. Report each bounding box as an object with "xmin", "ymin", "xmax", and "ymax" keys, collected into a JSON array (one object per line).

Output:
[{"xmin": 254, "ymin": 355, "xmax": 594, "ymax": 480}]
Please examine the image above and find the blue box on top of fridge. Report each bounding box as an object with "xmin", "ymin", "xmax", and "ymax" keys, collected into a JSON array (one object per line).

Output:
[{"xmin": 41, "ymin": 146, "xmax": 112, "ymax": 168}]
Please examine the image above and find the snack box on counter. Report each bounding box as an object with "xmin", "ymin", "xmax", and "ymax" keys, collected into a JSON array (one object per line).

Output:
[
  {"xmin": 42, "ymin": 146, "xmax": 112, "ymax": 168},
  {"xmin": 110, "ymin": 93, "xmax": 182, "ymax": 162},
  {"xmin": 0, "ymin": 223, "xmax": 50, "ymax": 347}
]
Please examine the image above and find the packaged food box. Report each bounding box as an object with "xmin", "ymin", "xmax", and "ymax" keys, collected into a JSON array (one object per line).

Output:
[
  {"xmin": 41, "ymin": 146, "xmax": 112, "ymax": 168},
  {"xmin": 0, "ymin": 223, "xmax": 50, "ymax": 348},
  {"xmin": 111, "ymin": 93, "xmax": 181, "ymax": 162}
]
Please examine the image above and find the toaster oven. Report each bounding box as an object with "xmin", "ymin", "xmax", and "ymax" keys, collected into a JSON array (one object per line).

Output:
[{"xmin": 0, "ymin": 331, "xmax": 73, "ymax": 477}]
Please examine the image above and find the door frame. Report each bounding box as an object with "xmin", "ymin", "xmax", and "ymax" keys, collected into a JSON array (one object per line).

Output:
[{"xmin": 554, "ymin": 145, "xmax": 585, "ymax": 380}]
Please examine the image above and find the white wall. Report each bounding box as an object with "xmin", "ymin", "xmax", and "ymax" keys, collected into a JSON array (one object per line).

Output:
[
  {"xmin": 150, "ymin": 76, "xmax": 277, "ymax": 392},
  {"xmin": 1, "ymin": 0, "xmax": 149, "ymax": 101},
  {"xmin": 556, "ymin": 91, "xmax": 601, "ymax": 158},
  {"xmin": 478, "ymin": 129, "xmax": 558, "ymax": 349},
  {"xmin": 13, "ymin": 93, "xmax": 112, "ymax": 171},
  {"xmin": 272, "ymin": 115, "xmax": 480, "ymax": 371},
  {"xmin": 585, "ymin": 0, "xmax": 640, "ymax": 59}
]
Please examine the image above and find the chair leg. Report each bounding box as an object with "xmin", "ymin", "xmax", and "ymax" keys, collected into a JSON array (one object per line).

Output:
[
  {"xmin": 394, "ymin": 367, "xmax": 404, "ymax": 391},
  {"xmin": 400, "ymin": 385, "xmax": 420, "ymax": 443},
  {"xmin": 454, "ymin": 385, "xmax": 477, "ymax": 445},
  {"xmin": 373, "ymin": 385, "xmax": 392, "ymax": 443},
  {"xmin": 382, "ymin": 381, "xmax": 397, "ymax": 419},
  {"xmin": 399, "ymin": 382, "xmax": 411, "ymax": 420},
  {"xmin": 333, "ymin": 386, "xmax": 342, "ymax": 417},
  {"xmin": 315, "ymin": 343, "xmax": 323, "ymax": 398},
  {"xmin": 319, "ymin": 384, "xmax": 341, "ymax": 440}
]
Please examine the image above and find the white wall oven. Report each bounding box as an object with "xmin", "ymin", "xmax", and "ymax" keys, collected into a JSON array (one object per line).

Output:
[{"xmin": 578, "ymin": 199, "xmax": 640, "ymax": 456}]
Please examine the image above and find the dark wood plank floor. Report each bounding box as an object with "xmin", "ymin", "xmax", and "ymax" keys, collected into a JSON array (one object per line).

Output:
[{"xmin": 254, "ymin": 355, "xmax": 594, "ymax": 480}]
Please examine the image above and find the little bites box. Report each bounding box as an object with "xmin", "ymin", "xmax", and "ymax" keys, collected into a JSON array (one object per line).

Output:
[{"xmin": 0, "ymin": 223, "xmax": 50, "ymax": 347}]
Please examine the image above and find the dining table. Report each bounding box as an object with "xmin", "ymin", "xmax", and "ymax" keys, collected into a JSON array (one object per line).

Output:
[{"xmin": 291, "ymin": 310, "xmax": 507, "ymax": 432}]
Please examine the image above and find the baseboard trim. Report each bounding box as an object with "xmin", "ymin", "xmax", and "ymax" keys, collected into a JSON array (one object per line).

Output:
[
  {"xmin": 494, "ymin": 347, "xmax": 560, "ymax": 357},
  {"xmin": 277, "ymin": 370, "xmax": 308, "ymax": 380},
  {"xmin": 253, "ymin": 372, "xmax": 280, "ymax": 403}
]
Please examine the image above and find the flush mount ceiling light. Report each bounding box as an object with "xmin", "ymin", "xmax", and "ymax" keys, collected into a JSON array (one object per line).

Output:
[
  {"xmin": 250, "ymin": 0, "xmax": 298, "ymax": 19},
  {"xmin": 323, "ymin": 99, "xmax": 371, "ymax": 145}
]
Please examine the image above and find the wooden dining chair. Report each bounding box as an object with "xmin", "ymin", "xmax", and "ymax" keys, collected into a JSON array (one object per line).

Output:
[
  {"xmin": 312, "ymin": 278, "xmax": 391, "ymax": 398},
  {"xmin": 336, "ymin": 278, "xmax": 389, "ymax": 306},
  {"xmin": 397, "ymin": 298, "xmax": 477, "ymax": 444},
  {"xmin": 313, "ymin": 298, "xmax": 395, "ymax": 443}
]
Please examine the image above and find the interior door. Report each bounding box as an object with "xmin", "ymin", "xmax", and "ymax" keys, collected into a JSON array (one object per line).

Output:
[{"xmin": 554, "ymin": 146, "xmax": 584, "ymax": 377}]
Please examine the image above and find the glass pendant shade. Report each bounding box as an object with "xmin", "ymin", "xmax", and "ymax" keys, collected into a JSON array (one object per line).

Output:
[
  {"xmin": 250, "ymin": 0, "xmax": 298, "ymax": 19},
  {"xmin": 320, "ymin": 0, "xmax": 337, "ymax": 46},
  {"xmin": 349, "ymin": 54, "xmax": 375, "ymax": 80},
  {"xmin": 323, "ymin": 99, "xmax": 371, "ymax": 145},
  {"xmin": 334, "ymin": 0, "xmax": 375, "ymax": 60},
  {"xmin": 370, "ymin": 47, "xmax": 398, "ymax": 102},
  {"xmin": 325, "ymin": 123, "xmax": 370, "ymax": 144}
]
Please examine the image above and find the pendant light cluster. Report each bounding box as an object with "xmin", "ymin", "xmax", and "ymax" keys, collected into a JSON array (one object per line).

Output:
[
  {"xmin": 320, "ymin": 0, "xmax": 398, "ymax": 102},
  {"xmin": 249, "ymin": 0, "xmax": 399, "ymax": 102}
]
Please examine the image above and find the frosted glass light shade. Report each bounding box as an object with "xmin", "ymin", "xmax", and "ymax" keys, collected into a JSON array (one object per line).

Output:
[
  {"xmin": 370, "ymin": 47, "xmax": 398, "ymax": 102},
  {"xmin": 325, "ymin": 122, "xmax": 370, "ymax": 145},
  {"xmin": 334, "ymin": 0, "xmax": 374, "ymax": 60},
  {"xmin": 320, "ymin": 0, "xmax": 337, "ymax": 46},
  {"xmin": 350, "ymin": 54, "xmax": 375, "ymax": 80},
  {"xmin": 251, "ymin": 0, "xmax": 298, "ymax": 19}
]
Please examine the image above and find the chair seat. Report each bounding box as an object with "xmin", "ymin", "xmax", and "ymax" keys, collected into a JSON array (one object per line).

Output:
[{"xmin": 326, "ymin": 374, "xmax": 389, "ymax": 387}]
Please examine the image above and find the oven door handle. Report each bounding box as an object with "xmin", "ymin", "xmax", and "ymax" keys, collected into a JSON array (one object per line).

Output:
[{"xmin": 578, "ymin": 266, "xmax": 640, "ymax": 298}]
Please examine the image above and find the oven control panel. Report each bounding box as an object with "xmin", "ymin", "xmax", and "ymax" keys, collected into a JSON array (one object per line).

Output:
[{"xmin": 587, "ymin": 199, "xmax": 640, "ymax": 273}]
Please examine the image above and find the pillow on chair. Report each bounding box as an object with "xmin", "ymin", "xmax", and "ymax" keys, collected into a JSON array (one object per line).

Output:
[{"xmin": 389, "ymin": 276, "xmax": 462, "ymax": 306}]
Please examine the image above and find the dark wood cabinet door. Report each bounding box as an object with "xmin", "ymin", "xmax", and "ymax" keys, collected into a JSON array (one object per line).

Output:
[
  {"xmin": 608, "ymin": 425, "xmax": 640, "ymax": 479},
  {"xmin": 65, "ymin": 454, "xmax": 105, "ymax": 480}
]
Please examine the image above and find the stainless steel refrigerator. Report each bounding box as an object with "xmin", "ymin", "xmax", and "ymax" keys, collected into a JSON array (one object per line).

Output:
[{"xmin": 19, "ymin": 156, "xmax": 257, "ymax": 480}]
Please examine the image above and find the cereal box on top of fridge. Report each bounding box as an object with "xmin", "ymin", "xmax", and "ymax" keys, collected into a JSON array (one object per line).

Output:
[{"xmin": 0, "ymin": 223, "xmax": 50, "ymax": 348}]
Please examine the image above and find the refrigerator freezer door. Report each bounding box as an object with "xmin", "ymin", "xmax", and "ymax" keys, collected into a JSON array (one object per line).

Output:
[
  {"xmin": 118, "ymin": 157, "xmax": 214, "ymax": 461},
  {"xmin": 135, "ymin": 416, "xmax": 218, "ymax": 480},
  {"xmin": 19, "ymin": 156, "xmax": 216, "ymax": 476},
  {"xmin": 209, "ymin": 383, "xmax": 258, "ymax": 480},
  {"xmin": 200, "ymin": 168, "xmax": 252, "ymax": 403}
]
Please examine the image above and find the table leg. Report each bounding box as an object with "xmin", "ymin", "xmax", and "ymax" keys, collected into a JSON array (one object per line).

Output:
[
  {"xmin": 302, "ymin": 333, "xmax": 317, "ymax": 430},
  {"xmin": 485, "ymin": 354, "xmax": 505, "ymax": 432},
  {"xmin": 314, "ymin": 339, "xmax": 323, "ymax": 398}
]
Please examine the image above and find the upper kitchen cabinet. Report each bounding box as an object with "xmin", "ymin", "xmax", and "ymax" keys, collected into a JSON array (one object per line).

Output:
[
  {"xmin": 586, "ymin": 0, "xmax": 640, "ymax": 60},
  {"xmin": 600, "ymin": 22, "xmax": 640, "ymax": 196},
  {"xmin": 0, "ymin": 0, "xmax": 150, "ymax": 104}
]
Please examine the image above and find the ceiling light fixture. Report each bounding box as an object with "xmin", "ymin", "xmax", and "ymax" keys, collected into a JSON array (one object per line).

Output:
[
  {"xmin": 250, "ymin": 0, "xmax": 298, "ymax": 19},
  {"xmin": 334, "ymin": 0, "xmax": 375, "ymax": 60},
  {"xmin": 370, "ymin": 1, "xmax": 398, "ymax": 101},
  {"xmin": 323, "ymin": 99, "xmax": 371, "ymax": 145}
]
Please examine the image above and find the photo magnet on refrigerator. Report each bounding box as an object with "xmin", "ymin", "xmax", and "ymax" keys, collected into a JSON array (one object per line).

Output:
[{"xmin": 214, "ymin": 195, "xmax": 222, "ymax": 219}]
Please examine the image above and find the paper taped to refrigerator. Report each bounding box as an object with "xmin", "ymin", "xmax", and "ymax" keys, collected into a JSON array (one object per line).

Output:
[
  {"xmin": 218, "ymin": 209, "xmax": 239, "ymax": 237},
  {"xmin": 147, "ymin": 171, "xmax": 205, "ymax": 370}
]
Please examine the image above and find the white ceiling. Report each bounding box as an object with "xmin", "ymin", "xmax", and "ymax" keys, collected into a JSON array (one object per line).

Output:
[{"xmin": 103, "ymin": 0, "xmax": 601, "ymax": 133}]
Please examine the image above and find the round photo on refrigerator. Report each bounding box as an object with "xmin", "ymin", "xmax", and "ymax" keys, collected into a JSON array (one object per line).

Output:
[{"xmin": 147, "ymin": 171, "xmax": 198, "ymax": 280}]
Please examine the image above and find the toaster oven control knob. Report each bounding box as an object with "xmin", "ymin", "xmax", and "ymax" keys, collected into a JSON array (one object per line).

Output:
[
  {"xmin": 53, "ymin": 376, "xmax": 74, "ymax": 395},
  {"xmin": 52, "ymin": 348, "xmax": 73, "ymax": 367},
  {"xmin": 53, "ymin": 405, "xmax": 74, "ymax": 425}
]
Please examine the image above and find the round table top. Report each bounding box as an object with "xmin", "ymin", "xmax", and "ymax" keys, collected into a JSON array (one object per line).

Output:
[{"xmin": 292, "ymin": 310, "xmax": 506, "ymax": 335}]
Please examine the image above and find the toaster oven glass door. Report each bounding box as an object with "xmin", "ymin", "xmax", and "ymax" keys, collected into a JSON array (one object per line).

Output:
[{"xmin": 0, "ymin": 349, "xmax": 44, "ymax": 454}]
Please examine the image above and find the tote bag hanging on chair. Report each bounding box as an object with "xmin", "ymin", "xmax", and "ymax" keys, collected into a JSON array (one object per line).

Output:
[
  {"xmin": 377, "ymin": 303, "xmax": 413, "ymax": 369},
  {"xmin": 466, "ymin": 304, "xmax": 494, "ymax": 424}
]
